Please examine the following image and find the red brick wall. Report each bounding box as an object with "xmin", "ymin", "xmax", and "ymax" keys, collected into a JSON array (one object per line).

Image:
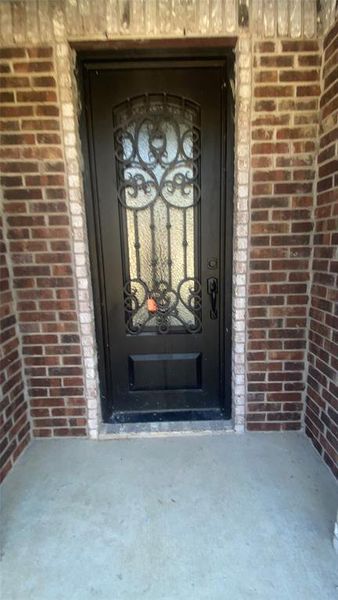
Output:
[
  {"xmin": 0, "ymin": 37, "xmax": 336, "ymax": 476},
  {"xmin": 247, "ymin": 40, "xmax": 321, "ymax": 431},
  {"xmin": 0, "ymin": 214, "xmax": 30, "ymax": 483},
  {"xmin": 0, "ymin": 47, "xmax": 87, "ymax": 441},
  {"xmin": 305, "ymin": 21, "xmax": 338, "ymax": 477}
]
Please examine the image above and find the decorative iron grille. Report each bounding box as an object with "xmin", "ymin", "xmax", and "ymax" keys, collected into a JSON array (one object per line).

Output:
[{"xmin": 113, "ymin": 93, "xmax": 202, "ymax": 335}]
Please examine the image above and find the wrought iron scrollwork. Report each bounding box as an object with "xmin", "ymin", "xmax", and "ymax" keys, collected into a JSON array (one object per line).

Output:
[
  {"xmin": 124, "ymin": 278, "xmax": 202, "ymax": 335},
  {"xmin": 113, "ymin": 93, "xmax": 202, "ymax": 335}
]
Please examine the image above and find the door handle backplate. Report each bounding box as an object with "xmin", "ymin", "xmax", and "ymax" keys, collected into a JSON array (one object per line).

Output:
[{"xmin": 207, "ymin": 277, "xmax": 218, "ymax": 320}]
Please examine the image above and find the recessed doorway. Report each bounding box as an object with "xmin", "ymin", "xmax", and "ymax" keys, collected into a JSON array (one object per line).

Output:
[{"xmin": 80, "ymin": 48, "xmax": 234, "ymax": 423}]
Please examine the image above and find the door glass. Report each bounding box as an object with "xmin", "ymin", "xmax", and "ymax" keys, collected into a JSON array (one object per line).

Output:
[{"xmin": 113, "ymin": 94, "xmax": 201, "ymax": 335}]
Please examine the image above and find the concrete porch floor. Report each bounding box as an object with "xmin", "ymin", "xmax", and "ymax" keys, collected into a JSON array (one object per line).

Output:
[{"xmin": 1, "ymin": 433, "xmax": 337, "ymax": 600}]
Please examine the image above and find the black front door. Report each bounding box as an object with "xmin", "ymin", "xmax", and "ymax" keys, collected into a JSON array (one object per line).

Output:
[{"xmin": 83, "ymin": 56, "xmax": 232, "ymax": 423}]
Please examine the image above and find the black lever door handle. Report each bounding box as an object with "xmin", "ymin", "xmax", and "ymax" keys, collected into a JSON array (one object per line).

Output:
[{"xmin": 207, "ymin": 277, "xmax": 218, "ymax": 320}]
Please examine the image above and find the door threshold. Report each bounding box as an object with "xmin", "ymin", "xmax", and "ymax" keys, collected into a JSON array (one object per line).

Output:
[{"xmin": 98, "ymin": 419, "xmax": 234, "ymax": 439}]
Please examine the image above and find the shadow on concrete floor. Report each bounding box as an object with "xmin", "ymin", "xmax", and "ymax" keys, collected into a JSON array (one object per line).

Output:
[{"xmin": 1, "ymin": 432, "xmax": 337, "ymax": 600}]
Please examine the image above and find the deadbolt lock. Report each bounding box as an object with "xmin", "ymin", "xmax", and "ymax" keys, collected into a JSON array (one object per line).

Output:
[{"xmin": 207, "ymin": 257, "xmax": 218, "ymax": 270}]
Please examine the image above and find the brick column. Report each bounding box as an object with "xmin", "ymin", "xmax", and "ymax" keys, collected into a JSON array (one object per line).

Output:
[{"xmin": 247, "ymin": 39, "xmax": 321, "ymax": 430}]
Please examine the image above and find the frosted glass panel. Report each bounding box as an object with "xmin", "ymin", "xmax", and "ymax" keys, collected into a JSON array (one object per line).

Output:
[{"xmin": 113, "ymin": 94, "xmax": 201, "ymax": 335}]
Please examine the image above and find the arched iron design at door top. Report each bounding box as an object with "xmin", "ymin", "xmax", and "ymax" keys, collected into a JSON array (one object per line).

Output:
[{"xmin": 113, "ymin": 93, "xmax": 202, "ymax": 335}]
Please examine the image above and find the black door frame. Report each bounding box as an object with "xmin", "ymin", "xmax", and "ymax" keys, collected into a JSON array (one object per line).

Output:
[{"xmin": 76, "ymin": 40, "xmax": 235, "ymax": 423}]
